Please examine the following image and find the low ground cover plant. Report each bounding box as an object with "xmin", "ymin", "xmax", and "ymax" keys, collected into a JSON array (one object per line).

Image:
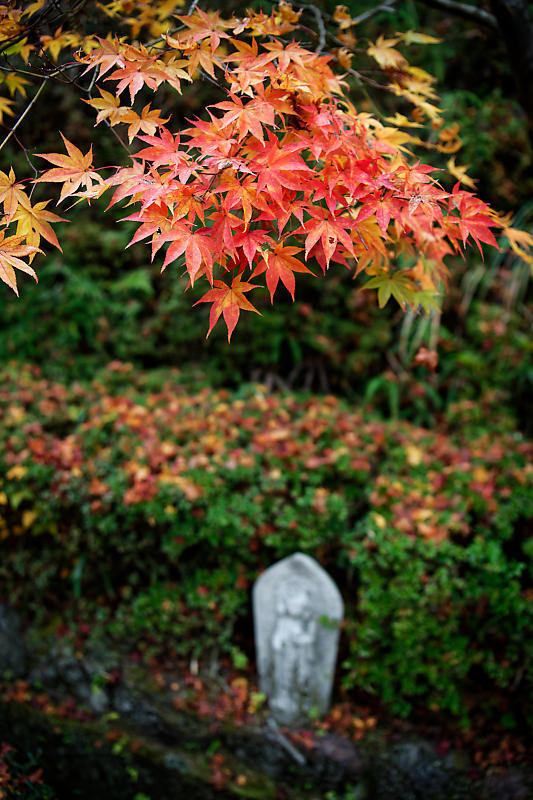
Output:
[{"xmin": 0, "ymin": 363, "xmax": 531, "ymax": 728}]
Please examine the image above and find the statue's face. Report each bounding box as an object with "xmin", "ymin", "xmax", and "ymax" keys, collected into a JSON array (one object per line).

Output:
[{"xmin": 286, "ymin": 589, "xmax": 309, "ymax": 616}]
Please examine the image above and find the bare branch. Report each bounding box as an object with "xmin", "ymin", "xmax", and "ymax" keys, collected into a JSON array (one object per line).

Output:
[
  {"xmin": 416, "ymin": 0, "xmax": 497, "ymax": 29},
  {"xmin": 489, "ymin": 0, "xmax": 533, "ymax": 144},
  {"xmin": 301, "ymin": 5, "xmax": 326, "ymax": 53},
  {"xmin": 347, "ymin": 67, "xmax": 394, "ymax": 94},
  {"xmin": 353, "ymin": 0, "xmax": 400, "ymax": 24}
]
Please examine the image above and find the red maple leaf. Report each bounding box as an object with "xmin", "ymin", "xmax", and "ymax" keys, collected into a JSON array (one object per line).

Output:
[
  {"xmin": 135, "ymin": 130, "xmax": 194, "ymax": 180},
  {"xmin": 251, "ymin": 131, "xmax": 311, "ymax": 204},
  {"xmin": 252, "ymin": 241, "xmax": 313, "ymax": 301},
  {"xmin": 297, "ymin": 211, "xmax": 356, "ymax": 269},
  {"xmin": 195, "ymin": 272, "xmax": 261, "ymax": 340},
  {"xmin": 447, "ymin": 185, "xmax": 499, "ymax": 255},
  {"xmin": 232, "ymin": 228, "xmax": 273, "ymax": 266},
  {"xmin": 213, "ymin": 93, "xmax": 276, "ymax": 143},
  {"xmin": 153, "ymin": 221, "xmax": 214, "ymax": 284}
]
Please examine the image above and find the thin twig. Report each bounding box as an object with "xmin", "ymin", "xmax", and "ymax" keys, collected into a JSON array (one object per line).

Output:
[
  {"xmin": 105, "ymin": 120, "xmax": 132, "ymax": 156},
  {"xmin": 353, "ymin": 0, "xmax": 400, "ymax": 24},
  {"xmin": 0, "ymin": 79, "xmax": 47, "ymax": 154},
  {"xmin": 266, "ymin": 718, "xmax": 306, "ymax": 766},
  {"xmin": 87, "ymin": 63, "xmax": 99, "ymax": 95},
  {"xmin": 13, "ymin": 133, "xmax": 39, "ymax": 182},
  {"xmin": 0, "ymin": 64, "xmax": 55, "ymax": 78},
  {"xmin": 301, "ymin": 5, "xmax": 326, "ymax": 53},
  {"xmin": 347, "ymin": 67, "xmax": 394, "ymax": 94},
  {"xmin": 187, "ymin": 0, "xmax": 200, "ymax": 15}
]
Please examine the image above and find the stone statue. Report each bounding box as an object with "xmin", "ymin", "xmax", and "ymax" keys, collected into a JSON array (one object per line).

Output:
[
  {"xmin": 270, "ymin": 578, "xmax": 316, "ymax": 721},
  {"xmin": 253, "ymin": 553, "xmax": 343, "ymax": 725}
]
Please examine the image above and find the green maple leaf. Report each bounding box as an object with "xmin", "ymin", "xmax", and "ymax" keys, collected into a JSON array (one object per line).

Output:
[{"xmin": 363, "ymin": 273, "xmax": 417, "ymax": 308}]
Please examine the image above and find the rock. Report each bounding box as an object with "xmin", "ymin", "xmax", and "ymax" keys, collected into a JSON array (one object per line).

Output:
[
  {"xmin": 89, "ymin": 686, "xmax": 110, "ymax": 714},
  {"xmin": 162, "ymin": 752, "xmax": 190, "ymax": 773},
  {"xmin": 0, "ymin": 604, "xmax": 27, "ymax": 677},
  {"xmin": 369, "ymin": 739, "xmax": 471, "ymax": 800},
  {"xmin": 113, "ymin": 685, "xmax": 135, "ymax": 715},
  {"xmin": 312, "ymin": 733, "xmax": 364, "ymax": 774},
  {"xmin": 483, "ymin": 767, "xmax": 533, "ymax": 800}
]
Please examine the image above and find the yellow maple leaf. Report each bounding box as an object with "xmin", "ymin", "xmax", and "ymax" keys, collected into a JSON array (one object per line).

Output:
[
  {"xmin": 121, "ymin": 104, "xmax": 169, "ymax": 142},
  {"xmin": 367, "ymin": 36, "xmax": 406, "ymax": 70},
  {"xmin": 1, "ymin": 71, "xmax": 30, "ymax": 97},
  {"xmin": 21, "ymin": 0, "xmax": 46, "ymax": 16},
  {"xmin": 12, "ymin": 199, "xmax": 66, "ymax": 254},
  {"xmin": 0, "ymin": 96, "xmax": 15, "ymax": 124},
  {"xmin": 22, "ymin": 509, "xmax": 37, "ymax": 528},
  {"xmin": 446, "ymin": 157, "xmax": 477, "ymax": 190},
  {"xmin": 333, "ymin": 5, "xmax": 354, "ymax": 31},
  {"xmin": 384, "ymin": 113, "xmax": 423, "ymax": 129},
  {"xmin": 85, "ymin": 88, "xmax": 130, "ymax": 126},
  {"xmin": 6, "ymin": 465, "xmax": 27, "ymax": 480},
  {"xmin": 397, "ymin": 30, "xmax": 441, "ymax": 45},
  {"xmin": 40, "ymin": 29, "xmax": 81, "ymax": 62},
  {"xmin": 500, "ymin": 222, "xmax": 533, "ymax": 268}
]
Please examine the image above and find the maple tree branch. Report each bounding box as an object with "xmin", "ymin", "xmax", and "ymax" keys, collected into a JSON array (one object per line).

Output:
[
  {"xmin": 0, "ymin": 0, "xmax": 91, "ymax": 55},
  {"xmin": 489, "ymin": 0, "xmax": 533, "ymax": 146},
  {"xmin": 14, "ymin": 132, "xmax": 39, "ymax": 182},
  {"xmin": 0, "ymin": 78, "xmax": 46, "ymax": 154},
  {"xmin": 104, "ymin": 120, "xmax": 132, "ymax": 156},
  {"xmin": 347, "ymin": 67, "xmax": 394, "ymax": 94},
  {"xmin": 417, "ymin": 0, "xmax": 533, "ymax": 147},
  {"xmin": 353, "ymin": 0, "xmax": 400, "ymax": 24},
  {"xmin": 300, "ymin": 5, "xmax": 326, "ymax": 53},
  {"xmin": 415, "ymin": 0, "xmax": 497, "ymax": 28},
  {"xmin": 0, "ymin": 64, "xmax": 51, "ymax": 78}
]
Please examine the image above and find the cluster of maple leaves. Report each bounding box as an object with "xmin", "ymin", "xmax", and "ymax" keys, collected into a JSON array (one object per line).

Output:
[{"xmin": 1, "ymin": 1, "xmax": 532, "ymax": 338}]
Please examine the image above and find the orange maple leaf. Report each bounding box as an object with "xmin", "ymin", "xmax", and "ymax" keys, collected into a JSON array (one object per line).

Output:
[
  {"xmin": 36, "ymin": 134, "xmax": 104, "ymax": 202},
  {"xmin": 79, "ymin": 36, "xmax": 127, "ymax": 78},
  {"xmin": 121, "ymin": 104, "xmax": 169, "ymax": 143},
  {"xmin": 0, "ymin": 168, "xmax": 30, "ymax": 220},
  {"xmin": 195, "ymin": 272, "xmax": 261, "ymax": 340},
  {"xmin": 0, "ymin": 232, "xmax": 41, "ymax": 295},
  {"xmin": 214, "ymin": 93, "xmax": 275, "ymax": 143},
  {"xmin": 174, "ymin": 8, "xmax": 230, "ymax": 49}
]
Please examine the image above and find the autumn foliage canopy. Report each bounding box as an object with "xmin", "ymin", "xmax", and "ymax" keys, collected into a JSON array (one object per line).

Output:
[{"xmin": 0, "ymin": 0, "xmax": 531, "ymax": 339}]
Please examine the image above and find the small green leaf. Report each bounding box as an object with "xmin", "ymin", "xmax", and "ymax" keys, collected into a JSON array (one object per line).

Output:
[{"xmin": 363, "ymin": 274, "xmax": 417, "ymax": 308}]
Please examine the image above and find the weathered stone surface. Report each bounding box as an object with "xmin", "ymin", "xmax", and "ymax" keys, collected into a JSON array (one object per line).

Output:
[{"xmin": 253, "ymin": 552, "xmax": 343, "ymax": 725}]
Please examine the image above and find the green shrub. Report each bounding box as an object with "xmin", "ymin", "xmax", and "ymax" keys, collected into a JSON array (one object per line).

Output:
[{"xmin": 1, "ymin": 364, "xmax": 532, "ymax": 727}]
